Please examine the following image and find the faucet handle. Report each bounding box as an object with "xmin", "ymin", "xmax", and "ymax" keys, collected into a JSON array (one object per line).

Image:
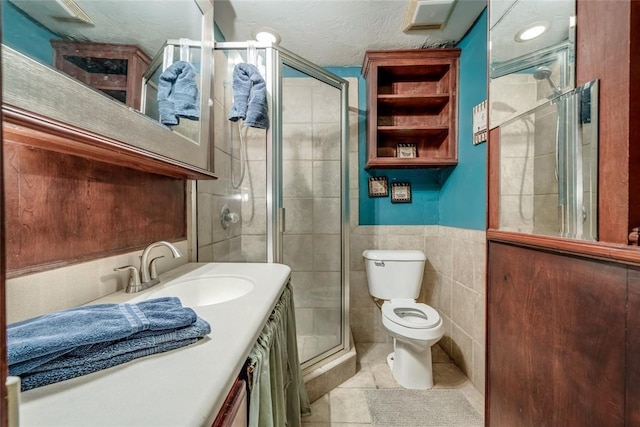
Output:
[
  {"xmin": 114, "ymin": 265, "xmax": 143, "ymax": 293},
  {"xmin": 149, "ymin": 256, "xmax": 165, "ymax": 280}
]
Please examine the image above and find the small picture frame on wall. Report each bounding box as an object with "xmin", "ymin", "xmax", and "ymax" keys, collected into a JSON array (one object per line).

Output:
[
  {"xmin": 368, "ymin": 176, "xmax": 389, "ymax": 197},
  {"xmin": 396, "ymin": 143, "xmax": 417, "ymax": 158},
  {"xmin": 391, "ymin": 182, "xmax": 412, "ymax": 203}
]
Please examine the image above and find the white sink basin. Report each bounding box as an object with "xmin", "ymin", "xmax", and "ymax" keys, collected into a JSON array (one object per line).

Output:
[{"xmin": 148, "ymin": 276, "xmax": 254, "ymax": 307}]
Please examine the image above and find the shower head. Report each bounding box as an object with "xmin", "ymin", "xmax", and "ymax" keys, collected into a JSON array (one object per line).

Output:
[
  {"xmin": 533, "ymin": 66, "xmax": 562, "ymax": 97},
  {"xmin": 533, "ymin": 66, "xmax": 553, "ymax": 80}
]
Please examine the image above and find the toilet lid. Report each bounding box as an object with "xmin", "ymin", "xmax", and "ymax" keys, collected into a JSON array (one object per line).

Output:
[{"xmin": 381, "ymin": 300, "xmax": 441, "ymax": 329}]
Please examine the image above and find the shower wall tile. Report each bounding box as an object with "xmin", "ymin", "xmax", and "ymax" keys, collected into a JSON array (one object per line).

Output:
[
  {"xmin": 241, "ymin": 235, "xmax": 267, "ymax": 262},
  {"xmin": 283, "ymin": 84, "xmax": 312, "ymax": 123},
  {"xmin": 313, "ymin": 198, "xmax": 341, "ymax": 235},
  {"xmin": 292, "ymin": 271, "xmax": 341, "ymax": 309},
  {"xmin": 313, "ymin": 160, "xmax": 341, "ymax": 198},
  {"xmin": 197, "ymin": 192, "xmax": 214, "ymax": 247},
  {"xmin": 313, "ymin": 123, "xmax": 341, "ymax": 160},
  {"xmin": 283, "ymin": 234, "xmax": 314, "ymax": 270},
  {"xmin": 313, "ymin": 235, "xmax": 342, "ymax": 271},
  {"xmin": 213, "ymin": 50, "xmax": 227, "ymax": 106},
  {"xmin": 533, "ymin": 194, "xmax": 560, "ymax": 235},
  {"xmin": 283, "ymin": 160, "xmax": 313, "ymax": 197},
  {"xmin": 533, "ymin": 152, "xmax": 558, "ymax": 195},
  {"xmin": 296, "ymin": 308, "xmax": 316, "ymax": 335},
  {"xmin": 213, "ymin": 99, "xmax": 231, "ymax": 156},
  {"xmin": 499, "ymin": 195, "xmax": 533, "ymax": 233},
  {"xmin": 283, "ymin": 124, "xmax": 313, "ymax": 160},
  {"xmin": 291, "ymin": 272, "xmax": 314, "ymax": 308},
  {"xmin": 244, "ymin": 127, "xmax": 268, "ymax": 161},
  {"xmin": 314, "ymin": 308, "xmax": 341, "ymax": 336},
  {"xmin": 534, "ymin": 107, "xmax": 558, "ymax": 155},
  {"xmin": 246, "ymin": 160, "xmax": 267, "ymax": 198},
  {"xmin": 228, "ymin": 236, "xmax": 243, "ymax": 262},
  {"xmin": 501, "ymin": 157, "xmax": 534, "ymax": 196},
  {"xmin": 241, "ymin": 197, "xmax": 266, "ymax": 235},
  {"xmin": 312, "ymin": 84, "xmax": 341, "ymax": 123},
  {"xmin": 284, "ymin": 198, "xmax": 313, "ymax": 234},
  {"xmin": 198, "ymin": 243, "xmax": 214, "ymax": 262},
  {"xmin": 212, "ymin": 239, "xmax": 230, "ymax": 262}
]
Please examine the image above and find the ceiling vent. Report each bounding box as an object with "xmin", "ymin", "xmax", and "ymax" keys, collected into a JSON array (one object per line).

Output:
[
  {"xmin": 9, "ymin": 0, "xmax": 94, "ymax": 29},
  {"xmin": 403, "ymin": 0, "xmax": 457, "ymax": 32}
]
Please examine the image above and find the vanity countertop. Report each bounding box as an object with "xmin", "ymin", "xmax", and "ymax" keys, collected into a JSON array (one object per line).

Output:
[{"xmin": 19, "ymin": 262, "xmax": 291, "ymax": 427}]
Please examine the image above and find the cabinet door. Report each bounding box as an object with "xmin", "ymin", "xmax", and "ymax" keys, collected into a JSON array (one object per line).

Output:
[
  {"xmin": 627, "ymin": 268, "xmax": 640, "ymax": 425},
  {"xmin": 488, "ymin": 242, "xmax": 626, "ymax": 426}
]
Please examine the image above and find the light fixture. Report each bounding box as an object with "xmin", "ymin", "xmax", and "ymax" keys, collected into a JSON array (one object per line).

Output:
[
  {"xmin": 254, "ymin": 27, "xmax": 281, "ymax": 44},
  {"xmin": 515, "ymin": 21, "xmax": 548, "ymax": 42}
]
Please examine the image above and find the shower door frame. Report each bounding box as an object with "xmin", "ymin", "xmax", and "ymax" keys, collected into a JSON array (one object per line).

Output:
[{"xmin": 214, "ymin": 42, "xmax": 351, "ymax": 370}]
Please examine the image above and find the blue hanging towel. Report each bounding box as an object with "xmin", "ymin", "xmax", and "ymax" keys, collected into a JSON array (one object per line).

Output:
[
  {"xmin": 228, "ymin": 63, "xmax": 269, "ymax": 129},
  {"xmin": 157, "ymin": 60, "xmax": 200, "ymax": 126}
]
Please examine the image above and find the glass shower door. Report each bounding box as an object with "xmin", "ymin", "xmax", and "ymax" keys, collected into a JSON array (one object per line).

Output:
[{"xmin": 279, "ymin": 61, "xmax": 346, "ymax": 366}]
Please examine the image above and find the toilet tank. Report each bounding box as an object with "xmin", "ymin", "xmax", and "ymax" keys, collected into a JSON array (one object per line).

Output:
[{"xmin": 362, "ymin": 250, "xmax": 426, "ymax": 299}]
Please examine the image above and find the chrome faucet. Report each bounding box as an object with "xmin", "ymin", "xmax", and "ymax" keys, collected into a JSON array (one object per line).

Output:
[{"xmin": 114, "ymin": 241, "xmax": 182, "ymax": 293}]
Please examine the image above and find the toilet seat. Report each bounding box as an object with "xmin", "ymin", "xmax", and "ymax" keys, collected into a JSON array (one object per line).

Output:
[{"xmin": 381, "ymin": 300, "xmax": 441, "ymax": 330}]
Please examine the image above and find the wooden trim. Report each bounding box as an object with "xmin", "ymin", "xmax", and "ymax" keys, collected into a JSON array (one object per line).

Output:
[
  {"xmin": 576, "ymin": 0, "xmax": 633, "ymax": 243},
  {"xmin": 487, "ymin": 229, "xmax": 640, "ymax": 267},
  {"xmin": 0, "ymin": 74, "xmax": 7, "ymax": 427},
  {"xmin": 2, "ymin": 105, "xmax": 217, "ymax": 180},
  {"xmin": 487, "ymin": 127, "xmax": 500, "ymax": 230}
]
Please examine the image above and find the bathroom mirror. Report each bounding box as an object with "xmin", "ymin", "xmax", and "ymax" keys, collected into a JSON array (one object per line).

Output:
[
  {"xmin": 489, "ymin": 0, "xmax": 576, "ymax": 128},
  {"xmin": 498, "ymin": 80, "xmax": 598, "ymax": 241},
  {"xmin": 2, "ymin": 0, "xmax": 214, "ymax": 173}
]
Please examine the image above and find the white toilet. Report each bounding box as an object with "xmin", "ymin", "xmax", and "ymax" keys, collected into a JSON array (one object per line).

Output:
[{"xmin": 362, "ymin": 249, "xmax": 444, "ymax": 389}]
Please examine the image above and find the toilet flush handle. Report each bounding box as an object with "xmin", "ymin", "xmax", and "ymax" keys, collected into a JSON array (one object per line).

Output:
[{"xmin": 374, "ymin": 261, "xmax": 385, "ymax": 267}]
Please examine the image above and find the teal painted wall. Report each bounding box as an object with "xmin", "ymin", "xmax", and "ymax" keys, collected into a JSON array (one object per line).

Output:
[
  {"xmin": 355, "ymin": 9, "xmax": 488, "ymax": 227},
  {"xmin": 439, "ymin": 9, "xmax": 488, "ymax": 230},
  {"xmin": 2, "ymin": 0, "xmax": 60, "ymax": 64},
  {"xmin": 326, "ymin": 68, "xmax": 442, "ymax": 225}
]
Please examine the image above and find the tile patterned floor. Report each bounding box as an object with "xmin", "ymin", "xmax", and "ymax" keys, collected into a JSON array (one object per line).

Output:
[{"xmin": 302, "ymin": 342, "xmax": 484, "ymax": 426}]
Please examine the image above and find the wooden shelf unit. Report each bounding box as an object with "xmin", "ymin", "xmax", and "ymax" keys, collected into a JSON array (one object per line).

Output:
[
  {"xmin": 362, "ymin": 49, "xmax": 460, "ymax": 168},
  {"xmin": 51, "ymin": 40, "xmax": 151, "ymax": 110}
]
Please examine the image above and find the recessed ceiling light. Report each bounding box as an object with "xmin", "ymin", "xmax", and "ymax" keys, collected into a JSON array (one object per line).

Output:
[
  {"xmin": 254, "ymin": 28, "xmax": 281, "ymax": 44},
  {"xmin": 515, "ymin": 22, "xmax": 548, "ymax": 42}
]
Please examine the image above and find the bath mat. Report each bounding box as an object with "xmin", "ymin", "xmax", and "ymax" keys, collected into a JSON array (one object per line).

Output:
[{"xmin": 365, "ymin": 388, "xmax": 483, "ymax": 426}]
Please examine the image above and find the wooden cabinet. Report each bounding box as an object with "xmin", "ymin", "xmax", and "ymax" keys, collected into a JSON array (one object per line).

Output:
[
  {"xmin": 362, "ymin": 49, "xmax": 459, "ymax": 168},
  {"xmin": 212, "ymin": 378, "xmax": 247, "ymax": 427},
  {"xmin": 51, "ymin": 41, "xmax": 151, "ymax": 110},
  {"xmin": 487, "ymin": 242, "xmax": 628, "ymax": 426}
]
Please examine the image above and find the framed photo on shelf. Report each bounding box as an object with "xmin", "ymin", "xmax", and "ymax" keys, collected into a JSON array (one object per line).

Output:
[
  {"xmin": 391, "ymin": 182, "xmax": 412, "ymax": 203},
  {"xmin": 368, "ymin": 176, "xmax": 389, "ymax": 197},
  {"xmin": 396, "ymin": 143, "xmax": 417, "ymax": 158}
]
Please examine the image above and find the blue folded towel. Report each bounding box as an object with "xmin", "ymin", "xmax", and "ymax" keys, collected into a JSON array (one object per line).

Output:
[
  {"xmin": 8, "ymin": 297, "xmax": 196, "ymax": 369},
  {"xmin": 228, "ymin": 63, "xmax": 269, "ymax": 129},
  {"xmin": 157, "ymin": 60, "xmax": 200, "ymax": 126},
  {"xmin": 18, "ymin": 317, "xmax": 211, "ymax": 391}
]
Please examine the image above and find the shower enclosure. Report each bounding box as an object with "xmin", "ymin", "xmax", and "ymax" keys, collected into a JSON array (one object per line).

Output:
[{"xmin": 212, "ymin": 41, "xmax": 350, "ymax": 369}]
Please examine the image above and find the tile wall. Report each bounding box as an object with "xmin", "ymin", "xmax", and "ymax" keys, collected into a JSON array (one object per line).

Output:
[{"xmin": 196, "ymin": 50, "xmax": 246, "ymax": 262}]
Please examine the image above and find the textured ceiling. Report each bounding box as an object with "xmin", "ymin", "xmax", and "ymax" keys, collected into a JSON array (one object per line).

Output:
[
  {"xmin": 215, "ymin": 0, "xmax": 487, "ymax": 66},
  {"xmin": 490, "ymin": 0, "xmax": 575, "ymax": 64}
]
